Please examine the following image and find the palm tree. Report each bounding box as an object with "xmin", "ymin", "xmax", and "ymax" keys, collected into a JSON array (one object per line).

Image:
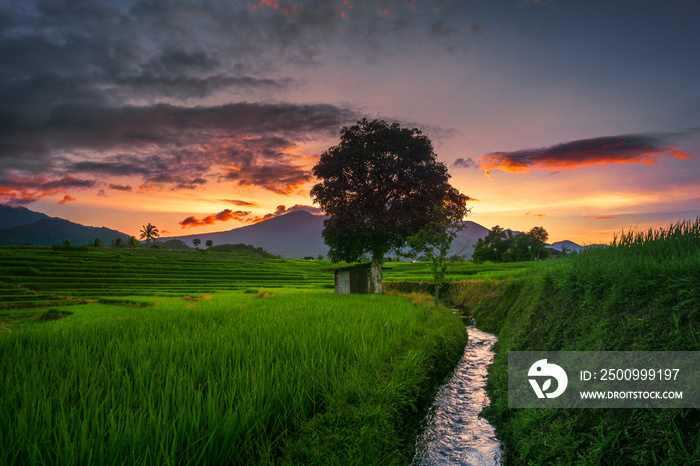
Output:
[{"xmin": 139, "ymin": 223, "xmax": 160, "ymax": 248}]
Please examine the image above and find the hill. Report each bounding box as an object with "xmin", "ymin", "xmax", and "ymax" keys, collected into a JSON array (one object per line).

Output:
[
  {"xmin": 1, "ymin": 205, "xmax": 584, "ymax": 258},
  {"xmin": 167, "ymin": 212, "xmax": 497, "ymax": 259},
  {"xmin": 549, "ymin": 240, "xmax": 585, "ymax": 252},
  {"xmin": 449, "ymin": 221, "xmax": 491, "ymax": 258},
  {"xmin": 0, "ymin": 216, "xmax": 128, "ymax": 246},
  {"xmin": 168, "ymin": 211, "xmax": 328, "ymax": 258},
  {"xmin": 0, "ymin": 204, "xmax": 51, "ymax": 229}
]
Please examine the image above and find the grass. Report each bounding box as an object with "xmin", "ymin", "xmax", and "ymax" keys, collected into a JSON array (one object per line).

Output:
[
  {"xmin": 0, "ymin": 247, "xmax": 335, "ymax": 311},
  {"xmin": 446, "ymin": 219, "xmax": 700, "ymax": 464},
  {"xmin": 0, "ymin": 248, "xmax": 468, "ymax": 465},
  {"xmin": 384, "ymin": 260, "xmax": 535, "ymax": 283}
]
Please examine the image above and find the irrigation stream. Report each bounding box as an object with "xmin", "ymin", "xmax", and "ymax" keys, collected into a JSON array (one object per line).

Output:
[{"xmin": 412, "ymin": 326, "xmax": 502, "ymax": 465}]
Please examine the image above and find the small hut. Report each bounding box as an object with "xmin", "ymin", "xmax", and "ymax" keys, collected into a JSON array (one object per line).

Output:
[{"xmin": 322, "ymin": 263, "xmax": 372, "ymax": 294}]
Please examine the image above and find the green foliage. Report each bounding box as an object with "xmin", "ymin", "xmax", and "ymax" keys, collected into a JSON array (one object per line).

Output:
[
  {"xmin": 139, "ymin": 223, "xmax": 159, "ymax": 248},
  {"xmin": 472, "ymin": 225, "xmax": 549, "ymax": 263},
  {"xmin": 384, "ymin": 260, "xmax": 535, "ymax": 283},
  {"xmin": 159, "ymin": 239, "xmax": 191, "ymax": 250},
  {"xmin": 126, "ymin": 235, "xmax": 141, "ymax": 248},
  {"xmin": 0, "ymin": 290, "xmax": 466, "ymax": 465},
  {"xmin": 311, "ymin": 118, "xmax": 469, "ymax": 265},
  {"xmin": 111, "ymin": 237, "xmax": 125, "ymax": 248},
  {"xmin": 0, "ymin": 248, "xmax": 332, "ymax": 311},
  {"xmin": 448, "ymin": 218, "xmax": 700, "ymax": 464},
  {"xmin": 192, "ymin": 238, "xmax": 201, "ymax": 248},
  {"xmin": 207, "ymin": 243, "xmax": 276, "ymax": 258},
  {"xmin": 51, "ymin": 242, "xmax": 90, "ymax": 252},
  {"xmin": 406, "ymin": 205, "xmax": 470, "ymax": 304}
]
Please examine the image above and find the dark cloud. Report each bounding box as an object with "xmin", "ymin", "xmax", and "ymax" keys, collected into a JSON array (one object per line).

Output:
[
  {"xmin": 0, "ymin": 102, "xmax": 356, "ymax": 200},
  {"xmin": 0, "ymin": 0, "xmax": 466, "ymax": 203},
  {"xmin": 179, "ymin": 209, "xmax": 252, "ymax": 228},
  {"xmin": 223, "ymin": 162, "xmax": 313, "ymax": 195},
  {"xmin": 222, "ymin": 199, "xmax": 257, "ymax": 207},
  {"xmin": 479, "ymin": 134, "xmax": 695, "ymax": 176},
  {"xmin": 114, "ymin": 74, "xmax": 292, "ymax": 100},
  {"xmin": 454, "ymin": 157, "xmax": 478, "ymax": 169},
  {"xmin": 109, "ymin": 183, "xmax": 134, "ymax": 191}
]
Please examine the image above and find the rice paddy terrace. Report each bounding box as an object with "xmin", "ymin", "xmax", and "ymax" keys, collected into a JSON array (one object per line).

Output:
[
  {"xmin": 0, "ymin": 247, "xmax": 334, "ymax": 311},
  {"xmin": 0, "ymin": 246, "xmax": 536, "ymax": 312}
]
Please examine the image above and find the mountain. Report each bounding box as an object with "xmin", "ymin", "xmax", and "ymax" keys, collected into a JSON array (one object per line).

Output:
[
  {"xmin": 0, "ymin": 204, "xmax": 51, "ymax": 229},
  {"xmin": 549, "ymin": 240, "xmax": 589, "ymax": 252},
  {"xmin": 0, "ymin": 207, "xmax": 128, "ymax": 246},
  {"xmin": 167, "ymin": 211, "xmax": 328, "ymax": 258},
  {"xmin": 0, "ymin": 204, "xmax": 589, "ymax": 257},
  {"xmin": 167, "ymin": 213, "xmax": 493, "ymax": 259},
  {"xmin": 449, "ymin": 221, "xmax": 491, "ymax": 258}
]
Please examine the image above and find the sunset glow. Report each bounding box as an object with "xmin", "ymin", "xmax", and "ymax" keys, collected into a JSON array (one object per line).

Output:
[{"xmin": 0, "ymin": 0, "xmax": 698, "ymax": 245}]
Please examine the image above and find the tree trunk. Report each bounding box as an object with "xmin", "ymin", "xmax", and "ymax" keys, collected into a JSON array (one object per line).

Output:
[{"xmin": 370, "ymin": 258, "xmax": 383, "ymax": 294}]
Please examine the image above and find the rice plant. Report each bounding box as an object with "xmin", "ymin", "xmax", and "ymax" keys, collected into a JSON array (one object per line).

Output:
[{"xmin": 0, "ymin": 290, "xmax": 467, "ymax": 464}]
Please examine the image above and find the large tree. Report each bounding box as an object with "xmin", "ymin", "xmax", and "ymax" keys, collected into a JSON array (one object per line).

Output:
[{"xmin": 311, "ymin": 118, "xmax": 469, "ymax": 293}]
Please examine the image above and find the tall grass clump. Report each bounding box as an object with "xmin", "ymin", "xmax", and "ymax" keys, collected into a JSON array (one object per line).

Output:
[
  {"xmin": 0, "ymin": 290, "xmax": 466, "ymax": 465},
  {"xmin": 449, "ymin": 219, "xmax": 700, "ymax": 464}
]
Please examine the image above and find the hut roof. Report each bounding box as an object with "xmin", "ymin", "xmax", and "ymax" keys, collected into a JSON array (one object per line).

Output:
[{"xmin": 321, "ymin": 262, "xmax": 391, "ymax": 272}]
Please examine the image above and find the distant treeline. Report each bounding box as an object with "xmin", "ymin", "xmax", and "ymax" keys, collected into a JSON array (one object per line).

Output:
[
  {"xmin": 207, "ymin": 243, "xmax": 278, "ymax": 258},
  {"xmin": 48, "ymin": 238, "xmax": 277, "ymax": 258},
  {"xmin": 472, "ymin": 225, "xmax": 549, "ymax": 263}
]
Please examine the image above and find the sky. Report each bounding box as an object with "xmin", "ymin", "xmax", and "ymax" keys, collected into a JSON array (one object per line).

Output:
[{"xmin": 1, "ymin": 0, "xmax": 699, "ymax": 244}]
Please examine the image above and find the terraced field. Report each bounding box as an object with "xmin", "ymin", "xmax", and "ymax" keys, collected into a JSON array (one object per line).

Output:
[
  {"xmin": 0, "ymin": 246, "xmax": 469, "ymax": 465},
  {"xmin": 0, "ymin": 246, "xmax": 534, "ymax": 312},
  {"xmin": 0, "ymin": 247, "xmax": 334, "ymax": 310},
  {"xmin": 384, "ymin": 259, "xmax": 535, "ymax": 282}
]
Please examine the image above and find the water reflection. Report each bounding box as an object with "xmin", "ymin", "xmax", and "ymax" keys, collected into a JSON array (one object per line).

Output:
[{"xmin": 412, "ymin": 326, "xmax": 501, "ymax": 465}]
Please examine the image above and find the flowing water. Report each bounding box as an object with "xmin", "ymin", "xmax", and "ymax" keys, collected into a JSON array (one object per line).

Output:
[{"xmin": 412, "ymin": 326, "xmax": 502, "ymax": 465}]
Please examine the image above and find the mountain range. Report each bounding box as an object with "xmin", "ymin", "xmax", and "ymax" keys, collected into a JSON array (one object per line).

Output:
[
  {"xmin": 167, "ymin": 211, "xmax": 493, "ymax": 259},
  {"xmin": 0, "ymin": 204, "xmax": 587, "ymax": 258},
  {"xmin": 0, "ymin": 205, "xmax": 127, "ymax": 246}
]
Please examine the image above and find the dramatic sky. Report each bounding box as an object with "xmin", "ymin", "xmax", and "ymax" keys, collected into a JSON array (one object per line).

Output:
[{"xmin": 1, "ymin": 0, "xmax": 699, "ymax": 244}]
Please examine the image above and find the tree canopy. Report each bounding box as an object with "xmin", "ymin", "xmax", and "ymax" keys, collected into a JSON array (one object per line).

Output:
[
  {"xmin": 311, "ymin": 118, "xmax": 469, "ymax": 292},
  {"xmin": 472, "ymin": 226, "xmax": 549, "ymax": 263}
]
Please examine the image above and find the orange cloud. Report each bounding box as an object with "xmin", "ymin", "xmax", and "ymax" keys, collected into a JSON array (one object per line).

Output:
[
  {"xmin": 0, "ymin": 176, "xmax": 95, "ymax": 206},
  {"xmin": 57, "ymin": 195, "xmax": 76, "ymax": 204},
  {"xmin": 585, "ymin": 216, "xmax": 616, "ymax": 220},
  {"xmin": 179, "ymin": 209, "xmax": 252, "ymax": 228},
  {"xmin": 478, "ymin": 135, "xmax": 695, "ymax": 176},
  {"xmin": 526, "ymin": 212, "xmax": 546, "ymax": 217}
]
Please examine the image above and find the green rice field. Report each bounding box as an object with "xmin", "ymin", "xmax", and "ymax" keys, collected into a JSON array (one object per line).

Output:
[{"xmin": 0, "ymin": 247, "xmax": 468, "ymax": 465}]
